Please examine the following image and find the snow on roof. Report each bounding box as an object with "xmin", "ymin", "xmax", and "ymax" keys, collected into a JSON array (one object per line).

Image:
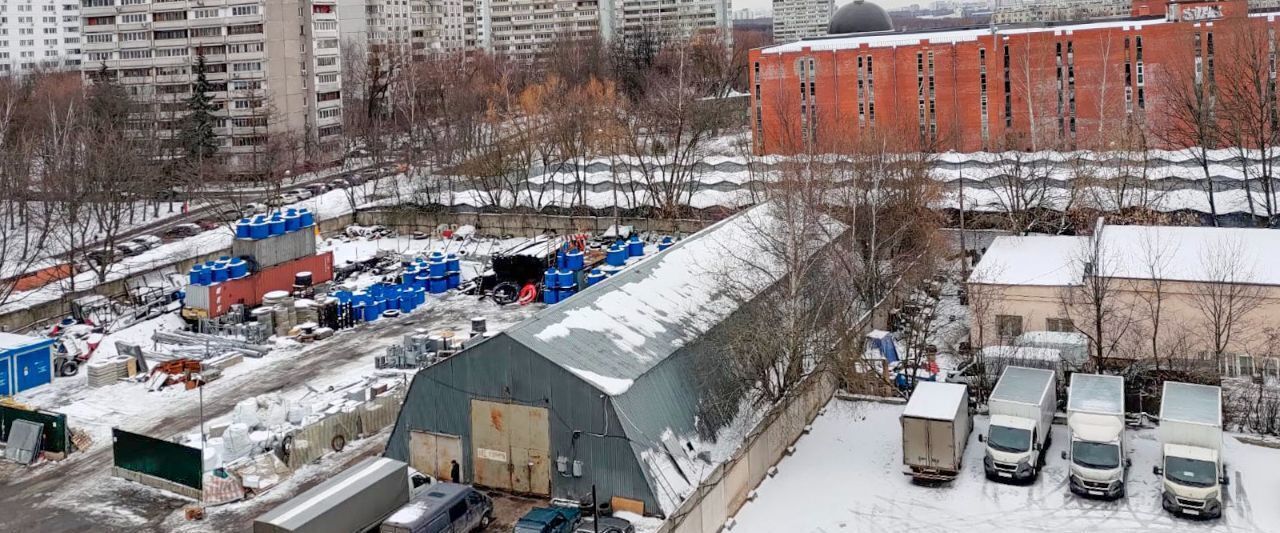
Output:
[
  {"xmin": 1068, "ymin": 374, "xmax": 1124, "ymax": 416},
  {"xmin": 0, "ymin": 332, "xmax": 49, "ymax": 351},
  {"xmin": 761, "ymin": 18, "xmax": 1167, "ymax": 54},
  {"xmin": 1097, "ymin": 224, "xmax": 1280, "ymax": 286},
  {"xmin": 1015, "ymin": 331, "xmax": 1088, "ymax": 347},
  {"xmin": 981, "ymin": 345, "xmax": 1062, "ymax": 362},
  {"xmin": 1161, "ymin": 382, "xmax": 1221, "ymax": 427},
  {"xmin": 990, "ymin": 366, "xmax": 1055, "ymax": 405},
  {"xmin": 968, "ymin": 235, "xmax": 1085, "ymax": 286},
  {"xmin": 506, "ymin": 203, "xmax": 840, "ymax": 395},
  {"xmin": 902, "ymin": 382, "xmax": 967, "ymax": 420}
]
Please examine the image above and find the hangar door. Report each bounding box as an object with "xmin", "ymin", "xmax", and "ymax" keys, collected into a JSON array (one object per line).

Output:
[
  {"xmin": 409, "ymin": 430, "xmax": 463, "ymax": 482},
  {"xmin": 469, "ymin": 399, "xmax": 550, "ymax": 495}
]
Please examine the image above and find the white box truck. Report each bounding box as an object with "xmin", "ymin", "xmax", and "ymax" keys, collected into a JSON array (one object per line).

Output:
[
  {"xmin": 1063, "ymin": 373, "xmax": 1129, "ymax": 499},
  {"xmin": 901, "ymin": 381, "xmax": 972, "ymax": 482},
  {"xmin": 980, "ymin": 366, "xmax": 1056, "ymax": 484},
  {"xmin": 254, "ymin": 457, "xmax": 411, "ymax": 533},
  {"xmin": 1154, "ymin": 381, "xmax": 1227, "ymax": 519}
]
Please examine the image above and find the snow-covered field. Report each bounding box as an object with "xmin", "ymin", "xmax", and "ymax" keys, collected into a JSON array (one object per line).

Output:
[{"xmin": 733, "ymin": 399, "xmax": 1280, "ymax": 533}]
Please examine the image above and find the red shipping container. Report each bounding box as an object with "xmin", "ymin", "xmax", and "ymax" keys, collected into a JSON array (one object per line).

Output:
[{"xmin": 184, "ymin": 252, "xmax": 334, "ymax": 319}]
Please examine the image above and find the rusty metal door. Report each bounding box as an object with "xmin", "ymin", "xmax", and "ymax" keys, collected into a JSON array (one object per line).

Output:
[
  {"xmin": 469, "ymin": 400, "xmax": 550, "ymax": 495},
  {"xmin": 409, "ymin": 430, "xmax": 463, "ymax": 482}
]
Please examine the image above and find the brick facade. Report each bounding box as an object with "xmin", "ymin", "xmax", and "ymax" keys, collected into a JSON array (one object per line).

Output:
[{"xmin": 749, "ymin": 0, "xmax": 1279, "ymax": 153}]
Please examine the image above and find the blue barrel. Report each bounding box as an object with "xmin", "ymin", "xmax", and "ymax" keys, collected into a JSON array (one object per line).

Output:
[
  {"xmin": 601, "ymin": 265, "xmax": 622, "ymax": 278},
  {"xmin": 556, "ymin": 251, "xmax": 567, "ymax": 270},
  {"xmin": 447, "ymin": 271, "xmax": 460, "ymax": 289},
  {"xmin": 400, "ymin": 294, "xmax": 414, "ymax": 312},
  {"xmin": 428, "ymin": 259, "xmax": 446, "ymax": 278},
  {"xmin": 446, "ymin": 253, "xmax": 460, "ymax": 272},
  {"xmin": 415, "ymin": 272, "xmax": 431, "ymax": 288},
  {"xmin": 557, "ymin": 269, "xmax": 575, "ymax": 288},
  {"xmin": 211, "ymin": 265, "xmax": 228, "ymax": 282},
  {"xmin": 283, "ymin": 211, "xmax": 301, "ymax": 232},
  {"xmin": 558, "ymin": 285, "xmax": 576, "ymax": 301},
  {"xmin": 628, "ymin": 235, "xmax": 644, "ymax": 257},
  {"xmin": 268, "ymin": 216, "xmax": 285, "ymax": 236},
  {"xmin": 188, "ymin": 266, "xmax": 203, "ymax": 285},
  {"xmin": 429, "ymin": 277, "xmax": 448, "ymax": 294},
  {"xmin": 606, "ymin": 244, "xmax": 627, "ymax": 267},
  {"xmin": 586, "ymin": 268, "xmax": 606, "ymax": 287},
  {"xmin": 199, "ymin": 266, "xmax": 212, "ymax": 285},
  {"xmin": 659, "ymin": 236, "xmax": 674, "ymax": 251},
  {"xmin": 235, "ymin": 219, "xmax": 252, "ymax": 239},
  {"xmin": 544, "ymin": 268, "xmax": 559, "ymax": 289},
  {"xmin": 352, "ymin": 302, "xmax": 367, "ymax": 321},
  {"xmin": 566, "ymin": 249, "xmax": 585, "ymax": 270},
  {"xmin": 248, "ymin": 219, "xmax": 269, "ymax": 239},
  {"xmin": 334, "ymin": 290, "xmax": 352, "ymax": 303},
  {"xmin": 384, "ymin": 296, "xmax": 399, "ymax": 313},
  {"xmin": 544, "ymin": 286, "xmax": 560, "ymax": 304},
  {"xmin": 298, "ymin": 208, "xmax": 314, "ymax": 228},
  {"xmin": 229, "ymin": 258, "xmax": 248, "ymax": 278}
]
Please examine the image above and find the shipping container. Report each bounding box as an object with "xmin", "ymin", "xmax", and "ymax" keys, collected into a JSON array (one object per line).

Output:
[
  {"xmin": 232, "ymin": 228, "xmax": 318, "ymax": 269},
  {"xmin": 254, "ymin": 457, "xmax": 410, "ymax": 533},
  {"xmin": 0, "ymin": 333, "xmax": 56, "ymax": 395},
  {"xmin": 184, "ymin": 252, "xmax": 334, "ymax": 319},
  {"xmin": 901, "ymin": 382, "xmax": 971, "ymax": 481}
]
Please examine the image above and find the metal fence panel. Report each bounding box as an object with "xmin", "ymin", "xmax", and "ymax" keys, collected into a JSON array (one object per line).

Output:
[
  {"xmin": 112, "ymin": 428, "xmax": 202, "ymax": 490},
  {"xmin": 1, "ymin": 405, "xmax": 69, "ymax": 454}
]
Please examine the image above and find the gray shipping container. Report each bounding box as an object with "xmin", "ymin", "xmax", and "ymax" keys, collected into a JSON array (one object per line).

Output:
[
  {"xmin": 255, "ymin": 457, "xmax": 410, "ymax": 533},
  {"xmin": 233, "ymin": 229, "xmax": 317, "ymax": 270}
]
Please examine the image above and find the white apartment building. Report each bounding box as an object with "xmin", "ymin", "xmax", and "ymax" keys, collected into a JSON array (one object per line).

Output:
[
  {"xmin": 0, "ymin": 0, "xmax": 81, "ymax": 75},
  {"xmin": 621, "ymin": 0, "xmax": 730, "ymax": 43},
  {"xmin": 337, "ymin": 0, "xmax": 467, "ymax": 58},
  {"xmin": 773, "ymin": 0, "xmax": 833, "ymax": 43},
  {"xmin": 991, "ymin": 0, "xmax": 1127, "ymax": 23},
  {"xmin": 78, "ymin": 0, "xmax": 344, "ymax": 170}
]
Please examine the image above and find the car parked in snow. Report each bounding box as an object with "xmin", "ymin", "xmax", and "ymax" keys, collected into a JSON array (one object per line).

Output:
[
  {"xmin": 275, "ymin": 193, "xmax": 300, "ymax": 206},
  {"xmin": 290, "ymin": 188, "xmax": 313, "ymax": 200},
  {"xmin": 305, "ymin": 183, "xmax": 329, "ymax": 196},
  {"xmin": 130, "ymin": 235, "xmax": 162, "ymax": 249},
  {"xmin": 516, "ymin": 507, "xmax": 581, "ymax": 533},
  {"xmin": 329, "ymin": 178, "xmax": 349, "ymax": 190},
  {"xmin": 115, "ymin": 242, "xmax": 147, "ymax": 257},
  {"xmin": 243, "ymin": 202, "xmax": 268, "ymax": 214},
  {"xmin": 163, "ymin": 223, "xmax": 202, "ymax": 238},
  {"xmin": 86, "ymin": 248, "xmax": 115, "ymax": 265}
]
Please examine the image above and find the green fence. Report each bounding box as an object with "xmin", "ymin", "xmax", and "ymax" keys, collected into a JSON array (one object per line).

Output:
[
  {"xmin": 112, "ymin": 428, "xmax": 203, "ymax": 491},
  {"xmin": 1, "ymin": 405, "xmax": 69, "ymax": 454}
]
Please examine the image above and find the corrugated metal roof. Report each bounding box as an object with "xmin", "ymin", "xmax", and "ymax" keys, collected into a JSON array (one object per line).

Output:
[{"xmin": 503, "ymin": 204, "xmax": 823, "ymax": 396}]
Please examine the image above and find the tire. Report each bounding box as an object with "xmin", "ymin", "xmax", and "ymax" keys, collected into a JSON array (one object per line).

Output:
[
  {"xmin": 331, "ymin": 434, "xmax": 347, "ymax": 452},
  {"xmin": 59, "ymin": 360, "xmax": 79, "ymax": 377}
]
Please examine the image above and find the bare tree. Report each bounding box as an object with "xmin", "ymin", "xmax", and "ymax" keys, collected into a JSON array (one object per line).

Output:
[
  {"xmin": 1156, "ymin": 34, "xmax": 1221, "ymax": 226},
  {"xmin": 1059, "ymin": 222, "xmax": 1134, "ymax": 370},
  {"xmin": 1188, "ymin": 238, "xmax": 1266, "ymax": 367}
]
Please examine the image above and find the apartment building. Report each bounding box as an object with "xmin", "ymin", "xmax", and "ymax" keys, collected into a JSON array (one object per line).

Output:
[
  {"xmin": 0, "ymin": 0, "xmax": 81, "ymax": 75},
  {"xmin": 78, "ymin": 0, "xmax": 343, "ymax": 170},
  {"xmin": 992, "ymin": 0, "xmax": 1128, "ymax": 24},
  {"xmin": 773, "ymin": 0, "xmax": 834, "ymax": 43},
  {"xmin": 621, "ymin": 0, "xmax": 730, "ymax": 43},
  {"xmin": 337, "ymin": 0, "xmax": 467, "ymax": 58}
]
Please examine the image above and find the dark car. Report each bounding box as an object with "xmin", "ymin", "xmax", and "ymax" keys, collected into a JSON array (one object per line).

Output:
[
  {"xmin": 575, "ymin": 516, "xmax": 635, "ymax": 533},
  {"xmin": 516, "ymin": 507, "xmax": 581, "ymax": 533},
  {"xmin": 163, "ymin": 223, "xmax": 202, "ymax": 238}
]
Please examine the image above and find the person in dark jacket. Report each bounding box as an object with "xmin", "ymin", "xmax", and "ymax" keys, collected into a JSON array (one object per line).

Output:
[{"xmin": 450, "ymin": 460, "xmax": 461, "ymax": 483}]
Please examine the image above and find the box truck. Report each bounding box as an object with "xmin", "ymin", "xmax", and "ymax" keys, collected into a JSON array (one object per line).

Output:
[
  {"xmin": 1153, "ymin": 382, "xmax": 1227, "ymax": 519},
  {"xmin": 255, "ymin": 457, "xmax": 411, "ymax": 533},
  {"xmin": 901, "ymin": 381, "xmax": 972, "ymax": 482},
  {"xmin": 980, "ymin": 366, "xmax": 1056, "ymax": 484},
  {"xmin": 1063, "ymin": 373, "xmax": 1129, "ymax": 499}
]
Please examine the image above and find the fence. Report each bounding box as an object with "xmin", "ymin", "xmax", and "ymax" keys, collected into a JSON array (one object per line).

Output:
[
  {"xmin": 284, "ymin": 389, "xmax": 405, "ymax": 469},
  {"xmin": 658, "ymin": 372, "xmax": 838, "ymax": 533},
  {"xmin": 111, "ymin": 428, "xmax": 203, "ymax": 500},
  {"xmin": 0, "ymin": 404, "xmax": 70, "ymax": 455}
]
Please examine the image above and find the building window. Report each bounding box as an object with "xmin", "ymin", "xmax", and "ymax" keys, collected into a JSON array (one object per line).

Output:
[
  {"xmin": 230, "ymin": 5, "xmax": 260, "ymax": 16},
  {"xmin": 152, "ymin": 11, "xmax": 187, "ymax": 22},
  {"xmin": 227, "ymin": 24, "xmax": 262, "ymax": 36},
  {"xmin": 232, "ymin": 61, "xmax": 262, "ymax": 72},
  {"xmin": 1045, "ymin": 318, "xmax": 1073, "ymax": 333},
  {"xmin": 997, "ymin": 315, "xmax": 1023, "ymax": 341},
  {"xmin": 317, "ymin": 91, "xmax": 341, "ymax": 102}
]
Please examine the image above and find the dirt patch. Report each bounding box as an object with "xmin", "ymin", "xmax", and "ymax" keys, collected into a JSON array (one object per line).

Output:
[{"xmin": 485, "ymin": 491, "xmax": 542, "ymax": 530}]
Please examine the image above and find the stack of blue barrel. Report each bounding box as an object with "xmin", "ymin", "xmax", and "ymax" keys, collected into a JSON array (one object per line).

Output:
[
  {"xmin": 187, "ymin": 255, "xmax": 254, "ymax": 287},
  {"xmin": 234, "ymin": 207, "xmax": 316, "ymax": 241},
  {"xmin": 658, "ymin": 236, "xmax": 675, "ymax": 251},
  {"xmin": 427, "ymin": 252, "xmax": 448, "ymax": 294},
  {"xmin": 446, "ymin": 253, "xmax": 461, "ymax": 289}
]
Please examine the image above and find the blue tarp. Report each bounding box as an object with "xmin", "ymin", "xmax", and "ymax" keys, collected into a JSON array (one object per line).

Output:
[{"xmin": 867, "ymin": 331, "xmax": 899, "ymax": 363}]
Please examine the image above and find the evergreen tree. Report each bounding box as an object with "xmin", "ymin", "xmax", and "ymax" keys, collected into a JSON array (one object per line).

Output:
[{"xmin": 181, "ymin": 52, "xmax": 219, "ymax": 162}]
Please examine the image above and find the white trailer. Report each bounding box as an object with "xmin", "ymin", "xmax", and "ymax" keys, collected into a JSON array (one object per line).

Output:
[
  {"xmin": 981, "ymin": 366, "xmax": 1057, "ymax": 483},
  {"xmin": 1064, "ymin": 373, "xmax": 1128, "ymax": 499},
  {"xmin": 1154, "ymin": 382, "xmax": 1226, "ymax": 519},
  {"xmin": 901, "ymin": 381, "xmax": 972, "ymax": 482}
]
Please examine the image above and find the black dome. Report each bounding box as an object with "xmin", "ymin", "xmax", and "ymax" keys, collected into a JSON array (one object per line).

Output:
[{"xmin": 828, "ymin": 0, "xmax": 894, "ymax": 35}]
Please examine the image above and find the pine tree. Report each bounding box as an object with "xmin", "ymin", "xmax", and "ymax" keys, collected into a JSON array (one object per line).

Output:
[{"xmin": 181, "ymin": 52, "xmax": 219, "ymax": 162}]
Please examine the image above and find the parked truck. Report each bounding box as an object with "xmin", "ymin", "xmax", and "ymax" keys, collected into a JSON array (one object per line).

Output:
[
  {"xmin": 254, "ymin": 457, "xmax": 411, "ymax": 533},
  {"xmin": 979, "ymin": 366, "xmax": 1057, "ymax": 484},
  {"xmin": 901, "ymin": 381, "xmax": 972, "ymax": 482},
  {"xmin": 1153, "ymin": 381, "xmax": 1227, "ymax": 519},
  {"xmin": 1063, "ymin": 373, "xmax": 1129, "ymax": 499}
]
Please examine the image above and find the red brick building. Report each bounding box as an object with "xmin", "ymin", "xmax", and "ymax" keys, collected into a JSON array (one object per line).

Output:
[{"xmin": 749, "ymin": 0, "xmax": 1279, "ymax": 153}]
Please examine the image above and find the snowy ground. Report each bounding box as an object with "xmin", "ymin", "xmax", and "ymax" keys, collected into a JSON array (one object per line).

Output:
[{"xmin": 732, "ymin": 398, "xmax": 1280, "ymax": 533}]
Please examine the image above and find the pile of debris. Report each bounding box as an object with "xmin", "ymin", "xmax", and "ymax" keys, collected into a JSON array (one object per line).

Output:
[
  {"xmin": 152, "ymin": 330, "xmax": 272, "ymax": 359},
  {"xmin": 145, "ymin": 359, "xmax": 222, "ymax": 392}
]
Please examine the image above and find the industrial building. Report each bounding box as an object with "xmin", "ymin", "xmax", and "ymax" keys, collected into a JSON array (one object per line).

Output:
[
  {"xmin": 749, "ymin": 0, "xmax": 1273, "ymax": 153},
  {"xmin": 385, "ymin": 205, "xmax": 807, "ymax": 516}
]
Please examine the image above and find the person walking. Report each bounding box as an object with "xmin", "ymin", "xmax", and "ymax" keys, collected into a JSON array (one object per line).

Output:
[{"xmin": 450, "ymin": 459, "xmax": 461, "ymax": 483}]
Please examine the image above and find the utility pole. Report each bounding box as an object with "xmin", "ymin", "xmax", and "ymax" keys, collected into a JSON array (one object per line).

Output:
[{"xmin": 592, "ymin": 484, "xmax": 600, "ymax": 533}]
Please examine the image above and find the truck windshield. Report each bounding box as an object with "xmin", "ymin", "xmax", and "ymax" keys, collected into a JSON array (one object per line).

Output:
[
  {"xmin": 1165, "ymin": 456, "xmax": 1217, "ymax": 488},
  {"xmin": 987, "ymin": 425, "xmax": 1032, "ymax": 453},
  {"xmin": 1071, "ymin": 441, "xmax": 1120, "ymax": 470}
]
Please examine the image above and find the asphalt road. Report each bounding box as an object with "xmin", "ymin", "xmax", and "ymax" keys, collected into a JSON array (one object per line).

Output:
[{"xmin": 0, "ymin": 312, "xmax": 431, "ymax": 531}]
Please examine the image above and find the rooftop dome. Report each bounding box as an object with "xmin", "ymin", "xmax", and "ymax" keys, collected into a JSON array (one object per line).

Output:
[{"xmin": 828, "ymin": 0, "xmax": 894, "ymax": 35}]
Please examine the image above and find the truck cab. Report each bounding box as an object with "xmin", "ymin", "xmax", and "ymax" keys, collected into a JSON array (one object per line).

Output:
[
  {"xmin": 1153, "ymin": 382, "xmax": 1227, "ymax": 519},
  {"xmin": 979, "ymin": 366, "xmax": 1057, "ymax": 484},
  {"xmin": 1063, "ymin": 373, "xmax": 1129, "ymax": 499}
]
